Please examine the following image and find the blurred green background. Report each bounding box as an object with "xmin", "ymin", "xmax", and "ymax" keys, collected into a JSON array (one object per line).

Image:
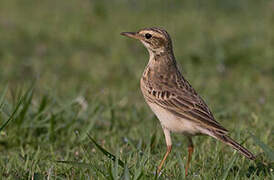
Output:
[{"xmin": 0, "ymin": 0, "xmax": 273, "ymax": 179}]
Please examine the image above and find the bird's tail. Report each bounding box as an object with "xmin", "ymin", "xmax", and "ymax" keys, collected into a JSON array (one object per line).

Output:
[{"xmin": 213, "ymin": 134, "xmax": 256, "ymax": 160}]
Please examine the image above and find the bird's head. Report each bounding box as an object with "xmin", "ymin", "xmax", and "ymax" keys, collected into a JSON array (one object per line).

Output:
[{"xmin": 121, "ymin": 27, "xmax": 173, "ymax": 55}]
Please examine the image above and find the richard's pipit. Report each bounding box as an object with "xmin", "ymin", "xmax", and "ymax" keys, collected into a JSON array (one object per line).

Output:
[{"xmin": 121, "ymin": 27, "xmax": 255, "ymax": 175}]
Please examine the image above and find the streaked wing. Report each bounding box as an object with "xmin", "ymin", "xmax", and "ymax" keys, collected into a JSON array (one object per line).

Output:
[{"xmin": 142, "ymin": 76, "xmax": 228, "ymax": 134}]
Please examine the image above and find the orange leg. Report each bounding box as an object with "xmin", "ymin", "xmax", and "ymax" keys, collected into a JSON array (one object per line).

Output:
[
  {"xmin": 157, "ymin": 145, "xmax": 172, "ymax": 174},
  {"xmin": 157, "ymin": 129, "xmax": 172, "ymax": 174},
  {"xmin": 185, "ymin": 138, "xmax": 194, "ymax": 176}
]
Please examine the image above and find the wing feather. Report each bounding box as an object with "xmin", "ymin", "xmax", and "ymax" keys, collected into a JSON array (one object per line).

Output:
[
  {"xmin": 142, "ymin": 80, "xmax": 228, "ymax": 134},
  {"xmin": 140, "ymin": 69, "xmax": 228, "ymax": 134}
]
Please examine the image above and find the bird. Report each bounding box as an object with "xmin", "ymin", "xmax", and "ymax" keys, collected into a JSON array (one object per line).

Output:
[{"xmin": 121, "ymin": 27, "xmax": 255, "ymax": 176}]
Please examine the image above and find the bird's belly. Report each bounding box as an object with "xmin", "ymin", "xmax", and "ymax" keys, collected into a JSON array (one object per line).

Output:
[{"xmin": 148, "ymin": 102, "xmax": 200, "ymax": 135}]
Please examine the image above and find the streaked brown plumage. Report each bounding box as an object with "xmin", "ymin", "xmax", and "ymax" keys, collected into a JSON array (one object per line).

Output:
[{"xmin": 121, "ymin": 27, "xmax": 255, "ymax": 176}]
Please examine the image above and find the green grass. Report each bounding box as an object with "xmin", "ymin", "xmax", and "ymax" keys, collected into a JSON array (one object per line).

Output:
[{"xmin": 0, "ymin": 0, "xmax": 273, "ymax": 179}]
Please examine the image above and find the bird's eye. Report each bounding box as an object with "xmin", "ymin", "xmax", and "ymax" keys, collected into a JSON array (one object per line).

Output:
[{"xmin": 145, "ymin": 33, "xmax": 152, "ymax": 39}]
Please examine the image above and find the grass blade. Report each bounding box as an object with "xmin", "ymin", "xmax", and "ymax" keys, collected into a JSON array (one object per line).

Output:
[
  {"xmin": 56, "ymin": 160, "xmax": 107, "ymax": 178},
  {"xmin": 0, "ymin": 95, "xmax": 23, "ymax": 132},
  {"xmin": 221, "ymin": 152, "xmax": 237, "ymax": 180},
  {"xmin": 251, "ymin": 134, "xmax": 274, "ymax": 161},
  {"xmin": 122, "ymin": 163, "xmax": 130, "ymax": 180},
  {"xmin": 87, "ymin": 133, "xmax": 125, "ymax": 168},
  {"xmin": 56, "ymin": 160, "xmax": 93, "ymax": 168},
  {"xmin": 176, "ymin": 152, "xmax": 185, "ymax": 178},
  {"xmin": 15, "ymin": 88, "xmax": 33, "ymax": 125},
  {"xmin": 0, "ymin": 86, "xmax": 8, "ymax": 110}
]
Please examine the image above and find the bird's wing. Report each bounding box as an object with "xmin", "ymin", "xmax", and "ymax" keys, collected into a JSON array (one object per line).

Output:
[{"xmin": 142, "ymin": 77, "xmax": 228, "ymax": 134}]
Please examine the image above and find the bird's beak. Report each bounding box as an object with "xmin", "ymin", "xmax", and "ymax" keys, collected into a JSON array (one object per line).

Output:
[{"xmin": 120, "ymin": 32, "xmax": 141, "ymax": 40}]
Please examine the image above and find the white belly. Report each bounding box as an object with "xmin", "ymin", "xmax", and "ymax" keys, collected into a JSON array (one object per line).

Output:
[{"xmin": 148, "ymin": 102, "xmax": 201, "ymax": 135}]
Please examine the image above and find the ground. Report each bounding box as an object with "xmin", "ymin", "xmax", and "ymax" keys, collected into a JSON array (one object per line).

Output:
[{"xmin": 0, "ymin": 0, "xmax": 273, "ymax": 179}]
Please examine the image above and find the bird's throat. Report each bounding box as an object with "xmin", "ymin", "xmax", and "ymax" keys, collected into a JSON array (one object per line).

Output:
[{"xmin": 147, "ymin": 49, "xmax": 176, "ymax": 70}]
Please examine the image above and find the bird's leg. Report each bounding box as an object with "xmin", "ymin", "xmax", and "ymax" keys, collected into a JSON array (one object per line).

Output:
[
  {"xmin": 185, "ymin": 137, "xmax": 194, "ymax": 176},
  {"xmin": 157, "ymin": 128, "xmax": 172, "ymax": 174}
]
